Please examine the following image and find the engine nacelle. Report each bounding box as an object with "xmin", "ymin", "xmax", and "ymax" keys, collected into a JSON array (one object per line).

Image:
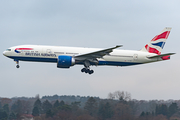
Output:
[{"xmin": 57, "ymin": 55, "xmax": 75, "ymax": 68}]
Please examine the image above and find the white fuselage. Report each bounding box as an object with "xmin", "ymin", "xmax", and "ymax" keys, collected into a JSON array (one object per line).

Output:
[{"xmin": 3, "ymin": 45, "xmax": 161, "ymax": 67}]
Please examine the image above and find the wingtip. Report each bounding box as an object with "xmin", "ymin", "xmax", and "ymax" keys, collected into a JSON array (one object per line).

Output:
[{"xmin": 116, "ymin": 45, "xmax": 123, "ymax": 48}]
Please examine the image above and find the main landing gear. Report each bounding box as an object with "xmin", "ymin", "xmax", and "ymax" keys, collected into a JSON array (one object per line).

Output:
[
  {"xmin": 15, "ymin": 60, "xmax": 20, "ymax": 68},
  {"xmin": 81, "ymin": 60, "xmax": 94, "ymax": 75}
]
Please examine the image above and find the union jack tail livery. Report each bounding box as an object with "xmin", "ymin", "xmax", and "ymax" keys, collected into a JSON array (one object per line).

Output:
[{"xmin": 141, "ymin": 27, "xmax": 171, "ymax": 55}]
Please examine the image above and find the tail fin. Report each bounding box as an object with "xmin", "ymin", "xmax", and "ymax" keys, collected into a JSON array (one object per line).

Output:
[{"xmin": 140, "ymin": 27, "xmax": 171, "ymax": 55}]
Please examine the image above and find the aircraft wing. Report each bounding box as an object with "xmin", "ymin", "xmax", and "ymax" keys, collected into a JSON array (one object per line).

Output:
[{"xmin": 74, "ymin": 45, "xmax": 123, "ymax": 60}]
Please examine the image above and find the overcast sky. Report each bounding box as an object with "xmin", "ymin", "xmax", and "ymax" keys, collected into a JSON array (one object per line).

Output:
[{"xmin": 1, "ymin": 0, "xmax": 180, "ymax": 100}]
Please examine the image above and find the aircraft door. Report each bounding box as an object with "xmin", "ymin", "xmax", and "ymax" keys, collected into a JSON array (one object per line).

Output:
[
  {"xmin": 19, "ymin": 50, "xmax": 24, "ymax": 56},
  {"xmin": 133, "ymin": 54, "xmax": 138, "ymax": 61},
  {"xmin": 42, "ymin": 49, "xmax": 52, "ymax": 57},
  {"xmin": 46, "ymin": 49, "xmax": 52, "ymax": 54}
]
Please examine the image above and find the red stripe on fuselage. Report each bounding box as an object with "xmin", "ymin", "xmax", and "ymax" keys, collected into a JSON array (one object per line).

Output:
[
  {"xmin": 151, "ymin": 31, "xmax": 170, "ymax": 41},
  {"xmin": 15, "ymin": 48, "xmax": 33, "ymax": 50}
]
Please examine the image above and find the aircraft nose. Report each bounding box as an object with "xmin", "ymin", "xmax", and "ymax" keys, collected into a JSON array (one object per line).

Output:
[{"xmin": 3, "ymin": 51, "xmax": 6, "ymax": 56}]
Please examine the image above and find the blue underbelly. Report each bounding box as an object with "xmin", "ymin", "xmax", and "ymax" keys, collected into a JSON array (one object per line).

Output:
[{"xmin": 8, "ymin": 56, "xmax": 142, "ymax": 66}]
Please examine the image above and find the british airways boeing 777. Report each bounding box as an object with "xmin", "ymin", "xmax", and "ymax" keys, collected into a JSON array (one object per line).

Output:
[{"xmin": 3, "ymin": 28, "xmax": 175, "ymax": 74}]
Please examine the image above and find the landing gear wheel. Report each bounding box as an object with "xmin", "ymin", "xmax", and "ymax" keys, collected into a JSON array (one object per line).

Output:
[
  {"xmin": 16, "ymin": 65, "xmax": 20, "ymax": 68},
  {"xmin": 15, "ymin": 60, "xmax": 20, "ymax": 69},
  {"xmin": 81, "ymin": 68, "xmax": 86, "ymax": 72},
  {"xmin": 87, "ymin": 69, "xmax": 90, "ymax": 73},
  {"xmin": 85, "ymin": 69, "xmax": 88, "ymax": 73},
  {"xmin": 90, "ymin": 70, "xmax": 94, "ymax": 74},
  {"xmin": 88, "ymin": 70, "xmax": 94, "ymax": 74},
  {"xmin": 81, "ymin": 68, "xmax": 94, "ymax": 74}
]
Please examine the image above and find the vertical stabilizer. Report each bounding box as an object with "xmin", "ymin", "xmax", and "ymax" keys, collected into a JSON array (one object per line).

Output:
[{"xmin": 140, "ymin": 27, "xmax": 171, "ymax": 55}]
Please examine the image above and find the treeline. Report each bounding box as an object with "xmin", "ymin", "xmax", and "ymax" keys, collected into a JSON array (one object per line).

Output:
[
  {"xmin": 139, "ymin": 103, "xmax": 179, "ymax": 120},
  {"xmin": 0, "ymin": 91, "xmax": 180, "ymax": 120},
  {"xmin": 27, "ymin": 97, "xmax": 180, "ymax": 120}
]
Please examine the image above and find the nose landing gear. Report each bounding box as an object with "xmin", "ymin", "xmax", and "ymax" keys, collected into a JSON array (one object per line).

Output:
[
  {"xmin": 16, "ymin": 65, "xmax": 20, "ymax": 68},
  {"xmin": 14, "ymin": 60, "xmax": 20, "ymax": 68}
]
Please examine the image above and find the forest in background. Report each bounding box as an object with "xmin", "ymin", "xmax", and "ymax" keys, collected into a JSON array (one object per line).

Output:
[{"xmin": 0, "ymin": 91, "xmax": 180, "ymax": 120}]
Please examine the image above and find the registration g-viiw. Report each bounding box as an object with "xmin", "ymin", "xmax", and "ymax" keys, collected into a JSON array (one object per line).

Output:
[{"xmin": 3, "ymin": 28, "xmax": 175, "ymax": 74}]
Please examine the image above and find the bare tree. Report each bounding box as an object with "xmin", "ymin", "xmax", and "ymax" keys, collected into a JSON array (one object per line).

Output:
[
  {"xmin": 107, "ymin": 92, "xmax": 115, "ymax": 100},
  {"xmin": 108, "ymin": 91, "xmax": 131, "ymax": 101}
]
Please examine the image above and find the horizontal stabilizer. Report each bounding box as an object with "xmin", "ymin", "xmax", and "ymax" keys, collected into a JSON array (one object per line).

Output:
[{"xmin": 147, "ymin": 53, "xmax": 175, "ymax": 59}]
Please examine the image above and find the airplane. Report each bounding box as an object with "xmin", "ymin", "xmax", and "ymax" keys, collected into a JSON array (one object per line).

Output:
[{"xmin": 3, "ymin": 27, "xmax": 175, "ymax": 74}]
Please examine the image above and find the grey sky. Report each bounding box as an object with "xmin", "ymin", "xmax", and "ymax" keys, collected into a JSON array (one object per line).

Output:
[{"xmin": 0, "ymin": 0, "xmax": 180, "ymax": 100}]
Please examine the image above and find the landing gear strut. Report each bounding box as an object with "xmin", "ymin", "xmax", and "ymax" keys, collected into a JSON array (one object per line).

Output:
[
  {"xmin": 81, "ymin": 60, "xmax": 94, "ymax": 74},
  {"xmin": 15, "ymin": 60, "xmax": 20, "ymax": 68}
]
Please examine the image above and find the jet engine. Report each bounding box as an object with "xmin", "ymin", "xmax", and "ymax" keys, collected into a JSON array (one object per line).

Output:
[{"xmin": 57, "ymin": 55, "xmax": 75, "ymax": 68}]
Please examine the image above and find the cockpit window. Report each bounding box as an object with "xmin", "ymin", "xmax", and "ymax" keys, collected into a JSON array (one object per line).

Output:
[{"xmin": 6, "ymin": 49, "xmax": 11, "ymax": 51}]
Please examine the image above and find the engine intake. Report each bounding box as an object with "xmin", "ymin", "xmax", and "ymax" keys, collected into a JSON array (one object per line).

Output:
[{"xmin": 57, "ymin": 55, "xmax": 75, "ymax": 68}]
